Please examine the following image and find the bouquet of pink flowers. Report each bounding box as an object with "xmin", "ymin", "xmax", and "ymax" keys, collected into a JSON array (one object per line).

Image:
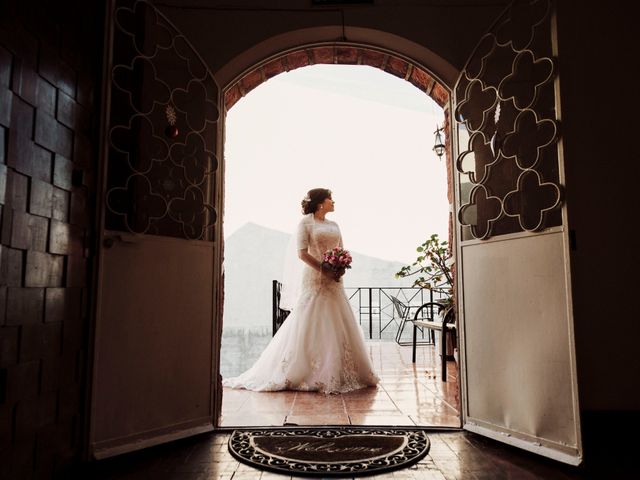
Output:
[{"xmin": 322, "ymin": 247, "xmax": 352, "ymax": 281}]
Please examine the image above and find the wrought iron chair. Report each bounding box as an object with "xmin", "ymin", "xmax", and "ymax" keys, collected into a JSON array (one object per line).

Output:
[
  {"xmin": 410, "ymin": 301, "xmax": 456, "ymax": 381},
  {"xmin": 391, "ymin": 296, "xmax": 456, "ymax": 381},
  {"xmin": 391, "ymin": 296, "xmax": 435, "ymax": 346}
]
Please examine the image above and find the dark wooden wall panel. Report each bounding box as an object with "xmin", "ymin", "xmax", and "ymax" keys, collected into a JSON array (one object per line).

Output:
[{"xmin": 0, "ymin": 0, "xmax": 102, "ymax": 478}]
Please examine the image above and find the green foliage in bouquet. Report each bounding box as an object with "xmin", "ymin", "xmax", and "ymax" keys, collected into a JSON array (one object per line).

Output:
[{"xmin": 395, "ymin": 234, "xmax": 453, "ymax": 309}]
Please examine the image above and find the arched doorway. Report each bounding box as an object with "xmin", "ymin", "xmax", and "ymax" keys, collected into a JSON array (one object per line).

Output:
[
  {"xmin": 219, "ymin": 59, "xmax": 458, "ymax": 428},
  {"xmin": 90, "ymin": 0, "xmax": 582, "ymax": 466}
]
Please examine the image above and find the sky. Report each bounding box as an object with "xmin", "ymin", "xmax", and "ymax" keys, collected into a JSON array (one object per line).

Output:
[{"xmin": 223, "ymin": 64, "xmax": 449, "ymax": 265}]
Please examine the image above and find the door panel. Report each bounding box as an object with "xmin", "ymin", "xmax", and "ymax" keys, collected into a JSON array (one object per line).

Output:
[
  {"xmin": 453, "ymin": 0, "xmax": 582, "ymax": 464},
  {"xmin": 462, "ymin": 232, "xmax": 579, "ymax": 458},
  {"xmin": 92, "ymin": 234, "xmax": 214, "ymax": 458},
  {"xmin": 90, "ymin": 0, "xmax": 221, "ymax": 458}
]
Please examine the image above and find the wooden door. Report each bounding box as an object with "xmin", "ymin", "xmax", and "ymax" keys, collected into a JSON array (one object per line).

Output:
[{"xmin": 89, "ymin": 0, "xmax": 222, "ymax": 458}]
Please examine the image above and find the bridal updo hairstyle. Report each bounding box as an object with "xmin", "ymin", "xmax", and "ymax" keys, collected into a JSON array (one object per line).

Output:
[{"xmin": 301, "ymin": 188, "xmax": 332, "ymax": 214}]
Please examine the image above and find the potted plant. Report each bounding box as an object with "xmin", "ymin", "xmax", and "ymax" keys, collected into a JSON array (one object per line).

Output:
[
  {"xmin": 395, "ymin": 234, "xmax": 456, "ymax": 358},
  {"xmin": 396, "ymin": 234, "xmax": 453, "ymax": 307}
]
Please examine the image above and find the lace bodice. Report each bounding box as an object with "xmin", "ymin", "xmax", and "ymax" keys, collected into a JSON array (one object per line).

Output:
[
  {"xmin": 299, "ymin": 219, "xmax": 342, "ymax": 258},
  {"xmin": 297, "ymin": 215, "xmax": 344, "ymax": 295}
]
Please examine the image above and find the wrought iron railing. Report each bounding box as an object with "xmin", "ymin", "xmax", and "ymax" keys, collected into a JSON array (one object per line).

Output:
[
  {"xmin": 272, "ymin": 280, "xmax": 449, "ymax": 341},
  {"xmin": 272, "ymin": 279, "xmax": 290, "ymax": 335},
  {"xmin": 344, "ymin": 287, "xmax": 449, "ymax": 340}
]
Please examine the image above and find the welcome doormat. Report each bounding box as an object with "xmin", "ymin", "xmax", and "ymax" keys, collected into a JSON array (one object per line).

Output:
[{"xmin": 228, "ymin": 427, "xmax": 430, "ymax": 477}]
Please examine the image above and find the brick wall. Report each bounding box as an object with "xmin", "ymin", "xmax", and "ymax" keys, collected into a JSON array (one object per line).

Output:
[{"xmin": 0, "ymin": 1, "xmax": 101, "ymax": 478}]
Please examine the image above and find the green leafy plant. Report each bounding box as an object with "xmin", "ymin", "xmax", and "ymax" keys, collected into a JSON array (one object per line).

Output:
[{"xmin": 395, "ymin": 234, "xmax": 453, "ymax": 310}]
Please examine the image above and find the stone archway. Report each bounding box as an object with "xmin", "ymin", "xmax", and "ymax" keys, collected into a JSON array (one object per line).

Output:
[{"xmin": 223, "ymin": 43, "xmax": 454, "ymax": 241}]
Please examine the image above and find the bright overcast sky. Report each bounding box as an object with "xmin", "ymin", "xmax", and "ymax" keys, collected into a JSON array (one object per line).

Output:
[{"xmin": 224, "ymin": 64, "xmax": 449, "ymax": 264}]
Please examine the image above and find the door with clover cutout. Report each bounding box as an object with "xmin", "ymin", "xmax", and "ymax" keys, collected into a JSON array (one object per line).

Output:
[
  {"xmin": 90, "ymin": 0, "xmax": 221, "ymax": 458},
  {"xmin": 453, "ymin": 0, "xmax": 582, "ymax": 465}
]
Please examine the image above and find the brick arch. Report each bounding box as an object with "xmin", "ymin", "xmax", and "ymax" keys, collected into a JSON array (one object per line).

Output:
[{"xmin": 224, "ymin": 45, "xmax": 449, "ymax": 111}]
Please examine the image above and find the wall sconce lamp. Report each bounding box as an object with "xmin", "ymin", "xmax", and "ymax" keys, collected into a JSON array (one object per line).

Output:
[{"xmin": 433, "ymin": 124, "xmax": 445, "ymax": 159}]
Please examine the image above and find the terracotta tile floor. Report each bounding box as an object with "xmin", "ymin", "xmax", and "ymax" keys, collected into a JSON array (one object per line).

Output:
[{"xmin": 220, "ymin": 341, "xmax": 460, "ymax": 428}]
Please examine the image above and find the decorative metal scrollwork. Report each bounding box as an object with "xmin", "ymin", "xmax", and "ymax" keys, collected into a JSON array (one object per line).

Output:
[
  {"xmin": 457, "ymin": 131, "xmax": 498, "ymax": 185},
  {"xmin": 501, "ymin": 109, "xmax": 557, "ymax": 170},
  {"xmin": 503, "ymin": 169, "xmax": 561, "ymax": 231},
  {"xmin": 454, "ymin": 0, "xmax": 562, "ymax": 240},
  {"xmin": 455, "ymin": 80, "xmax": 498, "ymax": 133},
  {"xmin": 498, "ymin": 50, "xmax": 554, "ymax": 110},
  {"xmin": 494, "ymin": 0, "xmax": 550, "ymax": 50},
  {"xmin": 458, "ymin": 184, "xmax": 503, "ymax": 240},
  {"xmin": 105, "ymin": 0, "xmax": 219, "ymax": 240}
]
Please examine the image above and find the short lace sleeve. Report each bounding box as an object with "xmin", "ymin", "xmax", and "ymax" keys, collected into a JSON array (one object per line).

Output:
[{"xmin": 296, "ymin": 216, "xmax": 310, "ymax": 250}]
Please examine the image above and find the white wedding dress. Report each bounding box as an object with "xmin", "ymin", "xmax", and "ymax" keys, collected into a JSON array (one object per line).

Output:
[{"xmin": 222, "ymin": 215, "xmax": 379, "ymax": 394}]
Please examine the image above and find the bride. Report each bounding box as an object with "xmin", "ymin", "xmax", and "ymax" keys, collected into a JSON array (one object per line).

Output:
[{"xmin": 222, "ymin": 188, "xmax": 379, "ymax": 394}]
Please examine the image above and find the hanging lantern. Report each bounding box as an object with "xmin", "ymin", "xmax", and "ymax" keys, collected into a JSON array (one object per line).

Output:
[{"xmin": 433, "ymin": 124, "xmax": 445, "ymax": 159}]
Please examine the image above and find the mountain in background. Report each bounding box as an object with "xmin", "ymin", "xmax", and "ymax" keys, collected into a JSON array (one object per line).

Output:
[{"xmin": 223, "ymin": 222, "xmax": 414, "ymax": 329}]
